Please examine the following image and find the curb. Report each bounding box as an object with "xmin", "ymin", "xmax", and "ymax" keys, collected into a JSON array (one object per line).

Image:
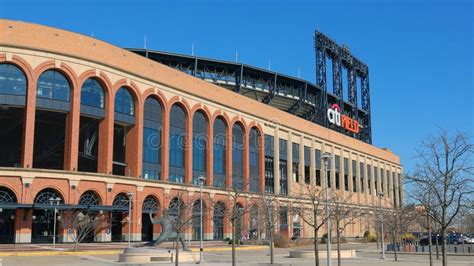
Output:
[{"xmin": 0, "ymin": 245, "xmax": 268, "ymax": 257}]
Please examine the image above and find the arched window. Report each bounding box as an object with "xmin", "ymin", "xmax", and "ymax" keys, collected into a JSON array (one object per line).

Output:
[
  {"xmin": 34, "ymin": 188, "xmax": 63, "ymax": 205},
  {"xmin": 142, "ymin": 97, "xmax": 162, "ymax": 180},
  {"xmin": 0, "ymin": 187, "xmax": 17, "ymax": 204},
  {"xmin": 213, "ymin": 117, "xmax": 227, "ymax": 188},
  {"xmin": 37, "ymin": 70, "xmax": 70, "ymax": 102},
  {"xmin": 213, "ymin": 202, "xmax": 225, "ymax": 240},
  {"xmin": 142, "ymin": 196, "xmax": 159, "ymax": 214},
  {"xmin": 168, "ymin": 197, "xmax": 184, "ymax": 223},
  {"xmin": 192, "ymin": 111, "xmax": 207, "ymax": 185},
  {"xmin": 81, "ymin": 78, "xmax": 104, "ymax": 109},
  {"xmin": 249, "ymin": 205, "xmax": 259, "ymax": 239},
  {"xmin": 232, "ymin": 123, "xmax": 244, "ymax": 190},
  {"xmin": 234, "ymin": 203, "xmax": 244, "ymax": 238},
  {"xmin": 78, "ymin": 78, "xmax": 105, "ymax": 173},
  {"xmin": 249, "ymin": 127, "xmax": 260, "ymax": 192},
  {"xmin": 113, "ymin": 87, "xmax": 135, "ymax": 175},
  {"xmin": 169, "ymin": 104, "xmax": 186, "ymax": 183},
  {"xmin": 112, "ymin": 193, "xmax": 130, "ymax": 208},
  {"xmin": 0, "ymin": 63, "xmax": 26, "ymax": 96},
  {"xmin": 114, "ymin": 87, "xmax": 134, "ymax": 116},
  {"xmin": 192, "ymin": 200, "xmax": 206, "ymax": 240},
  {"xmin": 78, "ymin": 191, "xmax": 100, "ymax": 206}
]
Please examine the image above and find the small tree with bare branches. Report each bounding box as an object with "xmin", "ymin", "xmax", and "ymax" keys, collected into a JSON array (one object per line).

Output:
[
  {"xmin": 254, "ymin": 191, "xmax": 280, "ymax": 264},
  {"xmin": 408, "ymin": 131, "xmax": 473, "ymax": 266},
  {"xmin": 61, "ymin": 209, "xmax": 106, "ymax": 251},
  {"xmin": 329, "ymin": 191, "xmax": 365, "ymax": 266},
  {"xmin": 292, "ymin": 183, "xmax": 330, "ymax": 266}
]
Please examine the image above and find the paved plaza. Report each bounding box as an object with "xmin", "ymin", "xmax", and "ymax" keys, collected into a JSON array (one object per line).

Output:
[{"xmin": 0, "ymin": 242, "xmax": 472, "ymax": 266}]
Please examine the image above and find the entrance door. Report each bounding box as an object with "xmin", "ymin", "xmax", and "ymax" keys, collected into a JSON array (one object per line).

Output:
[
  {"xmin": 111, "ymin": 212, "xmax": 123, "ymax": 242},
  {"xmin": 0, "ymin": 210, "xmax": 15, "ymax": 243},
  {"xmin": 32, "ymin": 209, "xmax": 58, "ymax": 244},
  {"xmin": 141, "ymin": 214, "xmax": 153, "ymax": 242}
]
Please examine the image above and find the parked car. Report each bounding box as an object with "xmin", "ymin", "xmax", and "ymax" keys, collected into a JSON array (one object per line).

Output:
[{"xmin": 419, "ymin": 234, "xmax": 444, "ymax": 246}]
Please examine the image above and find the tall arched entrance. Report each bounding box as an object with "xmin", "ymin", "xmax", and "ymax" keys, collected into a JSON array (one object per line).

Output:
[
  {"xmin": 0, "ymin": 187, "xmax": 17, "ymax": 243},
  {"xmin": 141, "ymin": 196, "xmax": 159, "ymax": 242}
]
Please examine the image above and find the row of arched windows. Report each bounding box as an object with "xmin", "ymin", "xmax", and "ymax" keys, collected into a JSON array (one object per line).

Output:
[{"xmin": 0, "ymin": 63, "xmax": 262, "ymax": 192}]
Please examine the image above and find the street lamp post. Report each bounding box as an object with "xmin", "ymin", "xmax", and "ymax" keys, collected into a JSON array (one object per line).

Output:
[
  {"xmin": 198, "ymin": 176, "xmax": 206, "ymax": 264},
  {"xmin": 49, "ymin": 197, "xmax": 61, "ymax": 249},
  {"xmin": 322, "ymin": 152, "xmax": 332, "ymax": 266},
  {"xmin": 126, "ymin": 192, "xmax": 133, "ymax": 247},
  {"xmin": 378, "ymin": 192, "xmax": 385, "ymax": 259}
]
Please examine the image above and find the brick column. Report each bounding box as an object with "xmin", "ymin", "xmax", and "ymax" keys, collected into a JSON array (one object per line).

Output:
[
  {"xmin": 243, "ymin": 130, "xmax": 250, "ymax": 192},
  {"xmin": 98, "ymin": 92, "xmax": 114, "ymax": 175},
  {"xmin": 259, "ymin": 132, "xmax": 265, "ymax": 193},
  {"xmin": 21, "ymin": 78, "xmax": 37, "ymax": 168},
  {"xmin": 286, "ymin": 133, "xmax": 293, "ymax": 193},
  {"xmin": 125, "ymin": 103, "xmax": 142, "ymax": 178},
  {"xmin": 310, "ymin": 139, "xmax": 315, "ymax": 185},
  {"xmin": 64, "ymin": 77, "xmax": 80, "ymax": 171},
  {"xmin": 299, "ymin": 136, "xmax": 304, "ymax": 185},
  {"xmin": 207, "ymin": 120, "xmax": 214, "ymax": 187},
  {"xmin": 273, "ymin": 127, "xmax": 280, "ymax": 194},
  {"xmin": 161, "ymin": 106, "xmax": 170, "ymax": 182},
  {"xmin": 185, "ymin": 113, "xmax": 193, "ymax": 184},
  {"xmin": 226, "ymin": 124, "xmax": 232, "ymax": 190}
]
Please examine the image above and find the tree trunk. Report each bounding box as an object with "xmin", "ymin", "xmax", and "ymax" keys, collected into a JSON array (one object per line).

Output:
[
  {"xmin": 175, "ymin": 237, "xmax": 179, "ymax": 266},
  {"xmin": 392, "ymin": 230, "xmax": 398, "ymax": 261},
  {"xmin": 232, "ymin": 221, "xmax": 236, "ymax": 266},
  {"xmin": 427, "ymin": 216, "xmax": 433, "ymax": 266},
  {"xmin": 314, "ymin": 228, "xmax": 319, "ymax": 266},
  {"xmin": 336, "ymin": 226, "xmax": 341, "ymax": 266},
  {"xmin": 441, "ymin": 228, "xmax": 447, "ymax": 266},
  {"xmin": 269, "ymin": 225, "xmax": 274, "ymax": 264}
]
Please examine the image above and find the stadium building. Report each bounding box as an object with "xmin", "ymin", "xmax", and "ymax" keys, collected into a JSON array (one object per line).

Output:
[{"xmin": 0, "ymin": 20, "xmax": 402, "ymax": 244}]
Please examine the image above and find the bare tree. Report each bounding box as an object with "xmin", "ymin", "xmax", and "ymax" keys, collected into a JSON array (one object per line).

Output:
[
  {"xmin": 165, "ymin": 190, "xmax": 196, "ymax": 266},
  {"xmin": 384, "ymin": 205, "xmax": 416, "ymax": 261},
  {"xmin": 61, "ymin": 209, "xmax": 106, "ymax": 251},
  {"xmin": 292, "ymin": 183, "xmax": 330, "ymax": 266},
  {"xmin": 408, "ymin": 131, "xmax": 473, "ymax": 266},
  {"xmin": 221, "ymin": 181, "xmax": 251, "ymax": 266},
  {"xmin": 254, "ymin": 191, "xmax": 280, "ymax": 264},
  {"xmin": 329, "ymin": 191, "xmax": 365, "ymax": 266}
]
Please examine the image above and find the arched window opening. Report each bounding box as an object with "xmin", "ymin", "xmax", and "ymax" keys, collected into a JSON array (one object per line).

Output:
[
  {"xmin": 234, "ymin": 203, "xmax": 244, "ymax": 239},
  {"xmin": 192, "ymin": 111, "xmax": 207, "ymax": 185},
  {"xmin": 168, "ymin": 197, "xmax": 185, "ymax": 223},
  {"xmin": 111, "ymin": 193, "xmax": 131, "ymax": 242},
  {"xmin": 192, "ymin": 200, "xmax": 206, "ymax": 240},
  {"xmin": 0, "ymin": 64, "xmax": 27, "ymax": 167},
  {"xmin": 213, "ymin": 117, "xmax": 226, "ymax": 188},
  {"xmin": 0, "ymin": 186, "xmax": 17, "ymax": 243},
  {"xmin": 249, "ymin": 205, "xmax": 259, "ymax": 240},
  {"xmin": 169, "ymin": 104, "xmax": 186, "ymax": 183},
  {"xmin": 78, "ymin": 191, "xmax": 100, "ymax": 207},
  {"xmin": 31, "ymin": 188, "xmax": 64, "ymax": 244},
  {"xmin": 78, "ymin": 78, "xmax": 105, "ymax": 173},
  {"xmin": 113, "ymin": 87, "xmax": 135, "ymax": 176},
  {"xmin": 142, "ymin": 196, "xmax": 160, "ymax": 242},
  {"xmin": 142, "ymin": 97, "xmax": 162, "ymax": 180},
  {"xmin": 249, "ymin": 128, "xmax": 260, "ymax": 192},
  {"xmin": 232, "ymin": 123, "xmax": 244, "ymax": 190},
  {"xmin": 33, "ymin": 70, "xmax": 71, "ymax": 170},
  {"xmin": 37, "ymin": 70, "xmax": 70, "ymax": 102},
  {"xmin": 213, "ymin": 202, "xmax": 225, "ymax": 240}
]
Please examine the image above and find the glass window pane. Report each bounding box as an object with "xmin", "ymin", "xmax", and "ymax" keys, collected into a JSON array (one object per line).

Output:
[
  {"xmin": 37, "ymin": 70, "xmax": 70, "ymax": 101},
  {"xmin": 0, "ymin": 64, "xmax": 26, "ymax": 95},
  {"xmin": 81, "ymin": 78, "xmax": 104, "ymax": 108}
]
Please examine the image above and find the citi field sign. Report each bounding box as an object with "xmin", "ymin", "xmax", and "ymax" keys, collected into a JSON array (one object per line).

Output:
[{"xmin": 327, "ymin": 104, "xmax": 360, "ymax": 134}]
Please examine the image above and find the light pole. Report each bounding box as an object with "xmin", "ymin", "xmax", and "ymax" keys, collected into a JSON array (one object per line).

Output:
[
  {"xmin": 126, "ymin": 192, "xmax": 133, "ymax": 247},
  {"xmin": 378, "ymin": 192, "xmax": 385, "ymax": 259},
  {"xmin": 322, "ymin": 152, "xmax": 332, "ymax": 266},
  {"xmin": 198, "ymin": 176, "xmax": 206, "ymax": 264},
  {"xmin": 49, "ymin": 197, "xmax": 61, "ymax": 249}
]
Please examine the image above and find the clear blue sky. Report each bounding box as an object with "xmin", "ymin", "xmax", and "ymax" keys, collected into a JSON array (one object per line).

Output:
[{"xmin": 1, "ymin": 0, "xmax": 472, "ymax": 172}]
